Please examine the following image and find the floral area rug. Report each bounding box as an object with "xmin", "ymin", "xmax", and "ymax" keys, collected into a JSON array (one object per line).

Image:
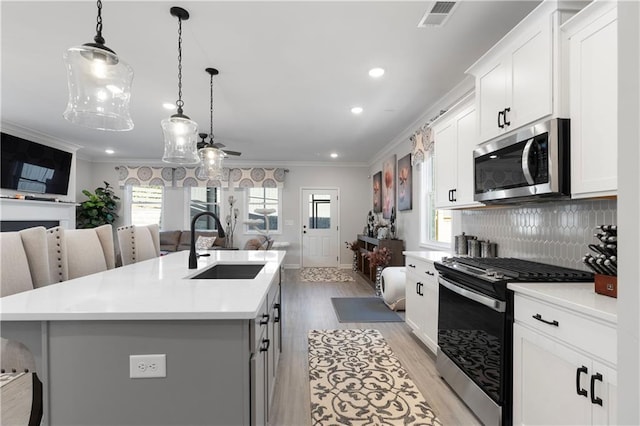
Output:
[
  {"xmin": 308, "ymin": 329, "xmax": 442, "ymax": 425},
  {"xmin": 300, "ymin": 267, "xmax": 355, "ymax": 282}
]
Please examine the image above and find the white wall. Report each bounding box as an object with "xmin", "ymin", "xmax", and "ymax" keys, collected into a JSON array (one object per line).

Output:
[{"xmin": 617, "ymin": 1, "xmax": 640, "ymax": 423}]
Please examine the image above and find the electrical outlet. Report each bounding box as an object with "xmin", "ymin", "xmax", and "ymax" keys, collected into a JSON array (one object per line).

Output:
[{"xmin": 129, "ymin": 354, "xmax": 166, "ymax": 378}]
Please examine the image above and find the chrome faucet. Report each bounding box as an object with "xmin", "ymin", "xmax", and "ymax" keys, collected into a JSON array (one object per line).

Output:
[{"xmin": 189, "ymin": 212, "xmax": 226, "ymax": 269}]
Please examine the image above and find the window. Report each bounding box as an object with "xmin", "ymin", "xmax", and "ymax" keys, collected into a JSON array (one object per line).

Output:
[
  {"xmin": 421, "ymin": 154, "xmax": 452, "ymax": 247},
  {"xmin": 246, "ymin": 187, "xmax": 281, "ymax": 234},
  {"xmin": 307, "ymin": 194, "xmax": 331, "ymax": 229},
  {"xmin": 190, "ymin": 187, "xmax": 221, "ymax": 230},
  {"xmin": 129, "ymin": 186, "xmax": 163, "ymax": 226}
]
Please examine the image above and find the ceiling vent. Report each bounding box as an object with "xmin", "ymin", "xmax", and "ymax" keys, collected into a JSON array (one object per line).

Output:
[{"xmin": 417, "ymin": 1, "xmax": 459, "ymax": 28}]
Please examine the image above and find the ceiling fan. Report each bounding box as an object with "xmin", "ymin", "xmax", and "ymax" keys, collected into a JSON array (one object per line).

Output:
[{"xmin": 197, "ymin": 133, "xmax": 241, "ymax": 156}]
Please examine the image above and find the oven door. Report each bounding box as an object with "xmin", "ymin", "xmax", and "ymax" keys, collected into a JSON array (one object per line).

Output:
[{"xmin": 437, "ymin": 275, "xmax": 507, "ymax": 405}]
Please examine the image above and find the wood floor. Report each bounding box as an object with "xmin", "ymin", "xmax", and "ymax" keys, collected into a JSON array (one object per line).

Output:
[{"xmin": 269, "ymin": 269, "xmax": 482, "ymax": 426}]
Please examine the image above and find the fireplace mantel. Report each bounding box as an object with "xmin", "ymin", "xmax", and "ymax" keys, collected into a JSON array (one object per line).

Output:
[{"xmin": 0, "ymin": 198, "xmax": 77, "ymax": 229}]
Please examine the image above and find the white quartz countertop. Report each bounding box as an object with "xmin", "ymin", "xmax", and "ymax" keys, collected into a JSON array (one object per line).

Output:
[
  {"xmin": 403, "ymin": 250, "xmax": 451, "ymax": 263},
  {"xmin": 508, "ymin": 282, "xmax": 618, "ymax": 324},
  {"xmin": 0, "ymin": 250, "xmax": 285, "ymax": 321}
]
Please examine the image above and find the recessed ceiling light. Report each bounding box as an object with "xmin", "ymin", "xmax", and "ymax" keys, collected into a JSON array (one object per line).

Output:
[
  {"xmin": 105, "ymin": 149, "xmax": 115, "ymax": 154},
  {"xmin": 351, "ymin": 106, "xmax": 363, "ymax": 115},
  {"xmin": 369, "ymin": 67, "xmax": 385, "ymax": 78},
  {"xmin": 162, "ymin": 102, "xmax": 175, "ymax": 110},
  {"xmin": 330, "ymin": 153, "xmax": 338, "ymax": 158}
]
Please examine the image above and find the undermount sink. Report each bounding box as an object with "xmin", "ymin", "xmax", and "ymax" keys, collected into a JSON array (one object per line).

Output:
[{"xmin": 190, "ymin": 264, "xmax": 265, "ymax": 280}]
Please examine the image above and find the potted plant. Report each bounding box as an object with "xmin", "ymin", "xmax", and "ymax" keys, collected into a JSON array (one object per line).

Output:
[
  {"xmin": 76, "ymin": 181, "xmax": 120, "ymax": 229},
  {"xmin": 366, "ymin": 246, "xmax": 392, "ymax": 296}
]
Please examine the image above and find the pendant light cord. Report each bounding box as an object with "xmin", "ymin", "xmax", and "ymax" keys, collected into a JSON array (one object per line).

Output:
[
  {"xmin": 209, "ymin": 73, "xmax": 214, "ymax": 141},
  {"xmin": 94, "ymin": 0, "xmax": 105, "ymax": 45},
  {"xmin": 176, "ymin": 17, "xmax": 185, "ymax": 114}
]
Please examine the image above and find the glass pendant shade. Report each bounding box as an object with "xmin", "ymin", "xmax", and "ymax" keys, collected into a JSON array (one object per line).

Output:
[
  {"xmin": 63, "ymin": 45, "xmax": 134, "ymax": 131},
  {"xmin": 197, "ymin": 146, "xmax": 225, "ymax": 179},
  {"xmin": 161, "ymin": 115, "xmax": 200, "ymax": 164}
]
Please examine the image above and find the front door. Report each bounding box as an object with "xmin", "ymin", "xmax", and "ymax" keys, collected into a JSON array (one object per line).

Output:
[{"xmin": 301, "ymin": 189, "xmax": 339, "ymax": 267}]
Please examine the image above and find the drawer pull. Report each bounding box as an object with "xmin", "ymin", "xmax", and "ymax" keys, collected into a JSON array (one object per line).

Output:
[
  {"xmin": 576, "ymin": 366, "xmax": 588, "ymax": 397},
  {"xmin": 532, "ymin": 313, "xmax": 559, "ymax": 327},
  {"xmin": 425, "ymin": 270, "xmax": 435, "ymax": 276},
  {"xmin": 590, "ymin": 373, "xmax": 603, "ymax": 406},
  {"xmin": 408, "ymin": 264, "xmax": 416, "ymax": 268},
  {"xmin": 259, "ymin": 314, "xmax": 270, "ymax": 325}
]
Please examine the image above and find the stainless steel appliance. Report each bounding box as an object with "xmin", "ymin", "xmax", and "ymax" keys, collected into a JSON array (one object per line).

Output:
[
  {"xmin": 434, "ymin": 257, "xmax": 593, "ymax": 425},
  {"xmin": 474, "ymin": 119, "xmax": 570, "ymax": 204}
]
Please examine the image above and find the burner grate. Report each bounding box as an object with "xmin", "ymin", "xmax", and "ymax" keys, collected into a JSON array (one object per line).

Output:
[{"xmin": 449, "ymin": 257, "xmax": 593, "ymax": 281}]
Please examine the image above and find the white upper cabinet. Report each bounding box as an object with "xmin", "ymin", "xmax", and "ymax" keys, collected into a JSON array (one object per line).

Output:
[
  {"xmin": 562, "ymin": 1, "xmax": 618, "ymax": 198},
  {"xmin": 433, "ymin": 95, "xmax": 483, "ymax": 209},
  {"xmin": 467, "ymin": 2, "xmax": 584, "ymax": 144}
]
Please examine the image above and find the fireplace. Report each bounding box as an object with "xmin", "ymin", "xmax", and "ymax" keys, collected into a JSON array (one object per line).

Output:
[{"xmin": 0, "ymin": 198, "xmax": 76, "ymax": 231}]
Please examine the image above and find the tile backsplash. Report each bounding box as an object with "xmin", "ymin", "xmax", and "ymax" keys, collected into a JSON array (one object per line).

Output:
[{"xmin": 460, "ymin": 199, "xmax": 617, "ymax": 271}]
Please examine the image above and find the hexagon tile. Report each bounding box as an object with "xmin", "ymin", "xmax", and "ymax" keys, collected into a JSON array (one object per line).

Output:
[{"xmin": 460, "ymin": 199, "xmax": 617, "ymax": 271}]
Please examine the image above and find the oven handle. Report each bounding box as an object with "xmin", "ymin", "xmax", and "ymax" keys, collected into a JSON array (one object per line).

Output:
[
  {"xmin": 522, "ymin": 137, "xmax": 537, "ymax": 185},
  {"xmin": 439, "ymin": 276, "xmax": 506, "ymax": 313}
]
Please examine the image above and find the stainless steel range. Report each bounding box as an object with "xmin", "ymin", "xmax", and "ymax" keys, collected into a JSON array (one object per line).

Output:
[{"xmin": 434, "ymin": 257, "xmax": 594, "ymax": 426}]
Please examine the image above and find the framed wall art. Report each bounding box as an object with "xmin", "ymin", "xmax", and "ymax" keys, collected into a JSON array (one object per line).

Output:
[
  {"xmin": 381, "ymin": 154, "xmax": 396, "ymax": 219},
  {"xmin": 397, "ymin": 153, "xmax": 412, "ymax": 211},
  {"xmin": 372, "ymin": 171, "xmax": 382, "ymax": 213}
]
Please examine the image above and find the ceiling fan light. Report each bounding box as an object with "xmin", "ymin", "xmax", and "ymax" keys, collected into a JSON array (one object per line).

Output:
[
  {"xmin": 63, "ymin": 44, "xmax": 134, "ymax": 131},
  {"xmin": 161, "ymin": 115, "xmax": 200, "ymax": 164}
]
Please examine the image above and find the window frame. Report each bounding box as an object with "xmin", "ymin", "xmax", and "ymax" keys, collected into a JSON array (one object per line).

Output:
[
  {"xmin": 124, "ymin": 185, "xmax": 164, "ymax": 227},
  {"xmin": 189, "ymin": 187, "xmax": 222, "ymax": 230},
  {"xmin": 419, "ymin": 154, "xmax": 452, "ymax": 250},
  {"xmin": 244, "ymin": 187, "xmax": 282, "ymax": 235}
]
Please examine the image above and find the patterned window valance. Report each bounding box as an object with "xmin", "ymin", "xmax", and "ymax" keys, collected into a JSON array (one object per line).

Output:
[
  {"xmin": 116, "ymin": 166, "xmax": 286, "ymax": 188},
  {"xmin": 409, "ymin": 126, "xmax": 434, "ymax": 166}
]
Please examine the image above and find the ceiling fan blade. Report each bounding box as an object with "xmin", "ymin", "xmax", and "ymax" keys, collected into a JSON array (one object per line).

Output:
[
  {"xmin": 222, "ymin": 150, "xmax": 242, "ymax": 156},
  {"xmin": 212, "ymin": 142, "xmax": 226, "ymax": 149}
]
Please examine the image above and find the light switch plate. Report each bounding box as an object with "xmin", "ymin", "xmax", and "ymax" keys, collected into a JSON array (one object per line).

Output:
[{"xmin": 129, "ymin": 354, "xmax": 166, "ymax": 378}]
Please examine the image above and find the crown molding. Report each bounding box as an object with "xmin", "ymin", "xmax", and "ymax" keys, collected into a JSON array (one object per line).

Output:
[{"xmin": 1, "ymin": 120, "xmax": 83, "ymax": 153}]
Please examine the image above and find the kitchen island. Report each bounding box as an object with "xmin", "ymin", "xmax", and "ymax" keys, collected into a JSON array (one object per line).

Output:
[{"xmin": 0, "ymin": 250, "xmax": 285, "ymax": 426}]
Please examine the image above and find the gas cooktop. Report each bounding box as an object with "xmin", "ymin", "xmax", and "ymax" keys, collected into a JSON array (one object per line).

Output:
[
  {"xmin": 435, "ymin": 257, "xmax": 595, "ymax": 301},
  {"xmin": 436, "ymin": 257, "xmax": 594, "ymax": 283}
]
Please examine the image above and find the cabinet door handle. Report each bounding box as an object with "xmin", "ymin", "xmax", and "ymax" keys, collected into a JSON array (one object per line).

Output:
[
  {"xmin": 451, "ymin": 189, "xmax": 457, "ymax": 202},
  {"xmin": 503, "ymin": 107, "xmax": 511, "ymax": 126},
  {"xmin": 590, "ymin": 373, "xmax": 603, "ymax": 406},
  {"xmin": 416, "ymin": 282, "xmax": 420, "ymax": 295},
  {"xmin": 576, "ymin": 366, "xmax": 588, "ymax": 397},
  {"xmin": 417, "ymin": 282, "xmax": 424, "ymax": 296},
  {"xmin": 274, "ymin": 303, "xmax": 281, "ymax": 323},
  {"xmin": 260, "ymin": 338, "xmax": 270, "ymax": 352},
  {"xmin": 425, "ymin": 270, "xmax": 435, "ymax": 276},
  {"xmin": 260, "ymin": 314, "xmax": 270, "ymax": 325},
  {"xmin": 532, "ymin": 313, "xmax": 559, "ymax": 327},
  {"xmin": 498, "ymin": 110, "xmax": 504, "ymax": 128}
]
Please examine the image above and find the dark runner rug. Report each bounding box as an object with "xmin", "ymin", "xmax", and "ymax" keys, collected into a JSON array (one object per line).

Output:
[
  {"xmin": 331, "ymin": 297, "xmax": 403, "ymax": 323},
  {"xmin": 308, "ymin": 329, "xmax": 442, "ymax": 425}
]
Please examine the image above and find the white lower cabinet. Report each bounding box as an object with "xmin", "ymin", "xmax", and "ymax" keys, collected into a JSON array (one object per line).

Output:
[
  {"xmin": 512, "ymin": 293, "xmax": 617, "ymax": 425},
  {"xmin": 405, "ymin": 257, "xmax": 438, "ymax": 354}
]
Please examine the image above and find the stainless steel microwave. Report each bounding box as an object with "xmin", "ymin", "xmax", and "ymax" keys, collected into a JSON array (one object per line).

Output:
[{"xmin": 473, "ymin": 118, "xmax": 570, "ymax": 203}]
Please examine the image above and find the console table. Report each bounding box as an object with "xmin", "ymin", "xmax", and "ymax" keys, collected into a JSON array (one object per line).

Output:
[{"xmin": 356, "ymin": 235, "xmax": 404, "ymax": 287}]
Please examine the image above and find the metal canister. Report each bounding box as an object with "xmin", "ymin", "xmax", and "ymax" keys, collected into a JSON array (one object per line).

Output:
[
  {"xmin": 454, "ymin": 232, "xmax": 471, "ymax": 255},
  {"xmin": 481, "ymin": 240, "xmax": 498, "ymax": 258},
  {"xmin": 468, "ymin": 238, "xmax": 482, "ymax": 257}
]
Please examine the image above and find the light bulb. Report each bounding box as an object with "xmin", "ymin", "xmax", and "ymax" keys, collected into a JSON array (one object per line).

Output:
[{"xmin": 91, "ymin": 59, "xmax": 107, "ymax": 79}]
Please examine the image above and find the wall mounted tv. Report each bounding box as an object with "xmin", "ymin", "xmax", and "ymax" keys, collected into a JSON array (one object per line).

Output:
[{"xmin": 1, "ymin": 132, "xmax": 73, "ymax": 196}]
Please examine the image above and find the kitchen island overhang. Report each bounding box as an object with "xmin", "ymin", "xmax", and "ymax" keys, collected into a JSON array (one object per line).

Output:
[{"xmin": 0, "ymin": 250, "xmax": 286, "ymax": 426}]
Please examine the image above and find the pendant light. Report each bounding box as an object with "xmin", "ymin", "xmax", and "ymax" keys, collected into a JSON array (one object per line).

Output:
[
  {"xmin": 197, "ymin": 68, "xmax": 225, "ymax": 179},
  {"xmin": 63, "ymin": 0, "xmax": 134, "ymax": 131},
  {"xmin": 161, "ymin": 6, "xmax": 199, "ymax": 164}
]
